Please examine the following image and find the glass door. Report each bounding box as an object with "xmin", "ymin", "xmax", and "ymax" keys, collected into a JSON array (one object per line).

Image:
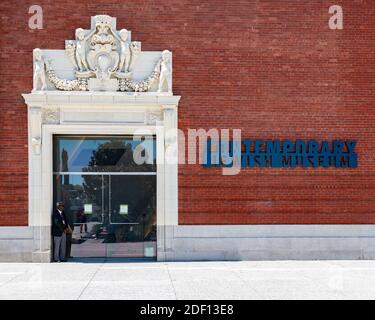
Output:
[
  {"xmin": 54, "ymin": 174, "xmax": 107, "ymax": 257},
  {"xmin": 53, "ymin": 135, "xmax": 157, "ymax": 259},
  {"xmin": 106, "ymin": 175, "xmax": 156, "ymax": 258}
]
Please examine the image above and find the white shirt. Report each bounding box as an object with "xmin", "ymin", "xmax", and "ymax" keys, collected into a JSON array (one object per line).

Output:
[{"xmin": 57, "ymin": 208, "xmax": 66, "ymax": 225}]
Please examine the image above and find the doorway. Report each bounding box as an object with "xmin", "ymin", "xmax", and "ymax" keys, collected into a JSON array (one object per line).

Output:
[{"xmin": 53, "ymin": 135, "xmax": 157, "ymax": 258}]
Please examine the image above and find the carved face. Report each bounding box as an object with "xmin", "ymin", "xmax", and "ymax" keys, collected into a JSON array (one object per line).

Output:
[
  {"xmin": 119, "ymin": 29, "xmax": 128, "ymax": 41},
  {"xmin": 96, "ymin": 22, "xmax": 111, "ymax": 35},
  {"xmin": 34, "ymin": 49, "xmax": 42, "ymax": 60},
  {"xmin": 76, "ymin": 28, "xmax": 85, "ymax": 41},
  {"xmin": 103, "ymin": 25, "xmax": 109, "ymax": 33},
  {"xmin": 131, "ymin": 42, "xmax": 141, "ymax": 54},
  {"xmin": 162, "ymin": 50, "xmax": 171, "ymax": 62}
]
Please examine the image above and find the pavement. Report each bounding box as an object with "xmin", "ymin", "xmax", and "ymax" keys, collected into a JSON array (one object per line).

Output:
[{"xmin": 0, "ymin": 259, "xmax": 374, "ymax": 300}]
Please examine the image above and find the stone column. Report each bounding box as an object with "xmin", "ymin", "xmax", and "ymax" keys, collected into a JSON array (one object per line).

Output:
[
  {"xmin": 160, "ymin": 104, "xmax": 178, "ymax": 261},
  {"xmin": 28, "ymin": 106, "xmax": 47, "ymax": 261}
]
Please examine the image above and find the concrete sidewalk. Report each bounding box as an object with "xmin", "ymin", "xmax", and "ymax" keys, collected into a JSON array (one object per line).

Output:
[{"xmin": 0, "ymin": 260, "xmax": 374, "ymax": 300}]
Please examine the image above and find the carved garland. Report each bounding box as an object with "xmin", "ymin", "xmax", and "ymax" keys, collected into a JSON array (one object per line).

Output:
[
  {"xmin": 46, "ymin": 60, "xmax": 161, "ymax": 92},
  {"xmin": 119, "ymin": 61, "xmax": 161, "ymax": 92},
  {"xmin": 46, "ymin": 63, "xmax": 81, "ymax": 91},
  {"xmin": 33, "ymin": 15, "xmax": 172, "ymax": 93}
]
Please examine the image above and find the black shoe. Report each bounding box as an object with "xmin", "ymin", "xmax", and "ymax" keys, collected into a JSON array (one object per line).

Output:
[
  {"xmin": 53, "ymin": 260, "xmax": 59, "ymax": 263},
  {"xmin": 60, "ymin": 259, "xmax": 67, "ymax": 262}
]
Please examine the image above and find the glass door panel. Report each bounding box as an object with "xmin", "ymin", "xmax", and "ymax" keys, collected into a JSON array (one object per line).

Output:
[
  {"xmin": 53, "ymin": 135, "xmax": 157, "ymax": 259},
  {"xmin": 53, "ymin": 174, "xmax": 106, "ymax": 257},
  {"xmin": 53, "ymin": 173, "xmax": 157, "ymax": 258},
  {"xmin": 107, "ymin": 175, "xmax": 157, "ymax": 258}
]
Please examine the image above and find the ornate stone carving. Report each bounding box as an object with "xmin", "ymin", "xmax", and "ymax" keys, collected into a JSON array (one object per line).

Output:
[
  {"xmin": 65, "ymin": 40, "xmax": 78, "ymax": 70},
  {"xmin": 32, "ymin": 137, "xmax": 41, "ymax": 155},
  {"xmin": 45, "ymin": 61, "xmax": 80, "ymax": 91},
  {"xmin": 32, "ymin": 15, "xmax": 172, "ymax": 94},
  {"xmin": 147, "ymin": 111, "xmax": 163, "ymax": 125},
  {"xmin": 75, "ymin": 28, "xmax": 90, "ymax": 72},
  {"xmin": 158, "ymin": 50, "xmax": 172, "ymax": 94},
  {"xmin": 42, "ymin": 107, "xmax": 60, "ymax": 124},
  {"xmin": 32, "ymin": 49, "xmax": 47, "ymax": 92},
  {"xmin": 119, "ymin": 62, "xmax": 160, "ymax": 92},
  {"xmin": 118, "ymin": 29, "xmax": 131, "ymax": 73},
  {"xmin": 29, "ymin": 107, "xmax": 42, "ymax": 156}
]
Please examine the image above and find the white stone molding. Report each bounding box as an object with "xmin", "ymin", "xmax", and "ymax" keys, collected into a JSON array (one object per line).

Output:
[
  {"xmin": 161, "ymin": 105, "xmax": 179, "ymax": 258},
  {"xmin": 23, "ymin": 92, "xmax": 181, "ymax": 262},
  {"xmin": 146, "ymin": 110, "xmax": 163, "ymax": 125},
  {"xmin": 29, "ymin": 106, "xmax": 42, "ymax": 156},
  {"xmin": 31, "ymin": 137, "xmax": 41, "ymax": 155},
  {"xmin": 23, "ymin": 91, "xmax": 179, "ymax": 106},
  {"xmin": 42, "ymin": 107, "xmax": 60, "ymax": 124}
]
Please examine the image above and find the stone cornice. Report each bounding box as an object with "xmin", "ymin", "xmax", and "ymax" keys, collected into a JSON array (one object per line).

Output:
[{"xmin": 22, "ymin": 91, "xmax": 181, "ymax": 107}]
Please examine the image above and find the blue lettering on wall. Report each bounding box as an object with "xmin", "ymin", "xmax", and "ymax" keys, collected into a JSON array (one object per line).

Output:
[{"xmin": 204, "ymin": 140, "xmax": 358, "ymax": 169}]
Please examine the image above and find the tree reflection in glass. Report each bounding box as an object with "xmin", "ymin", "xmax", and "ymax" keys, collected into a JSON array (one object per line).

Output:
[
  {"xmin": 54, "ymin": 136, "xmax": 157, "ymax": 257},
  {"xmin": 80, "ymin": 138, "xmax": 156, "ymax": 244}
]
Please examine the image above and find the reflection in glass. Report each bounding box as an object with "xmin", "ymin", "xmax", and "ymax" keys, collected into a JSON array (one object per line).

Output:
[
  {"xmin": 53, "ymin": 135, "xmax": 157, "ymax": 259},
  {"xmin": 54, "ymin": 136, "xmax": 156, "ymax": 172},
  {"xmin": 54, "ymin": 174, "xmax": 156, "ymax": 258},
  {"xmin": 109, "ymin": 175, "xmax": 156, "ymax": 242}
]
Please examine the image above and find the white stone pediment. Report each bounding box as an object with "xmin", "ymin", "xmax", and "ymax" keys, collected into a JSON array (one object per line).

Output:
[{"xmin": 31, "ymin": 15, "xmax": 173, "ymax": 94}]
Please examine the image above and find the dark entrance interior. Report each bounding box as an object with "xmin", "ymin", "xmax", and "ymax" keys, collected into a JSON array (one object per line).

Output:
[{"xmin": 53, "ymin": 135, "xmax": 157, "ymax": 258}]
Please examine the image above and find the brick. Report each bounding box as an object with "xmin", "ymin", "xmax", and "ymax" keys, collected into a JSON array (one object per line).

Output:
[{"xmin": 0, "ymin": 0, "xmax": 374, "ymax": 226}]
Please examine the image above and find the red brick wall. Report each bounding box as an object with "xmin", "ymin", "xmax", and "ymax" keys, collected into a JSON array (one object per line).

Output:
[{"xmin": 0, "ymin": 1, "xmax": 374, "ymax": 226}]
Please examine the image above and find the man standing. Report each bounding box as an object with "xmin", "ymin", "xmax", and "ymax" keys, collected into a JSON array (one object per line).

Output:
[{"xmin": 52, "ymin": 202, "xmax": 68, "ymax": 262}]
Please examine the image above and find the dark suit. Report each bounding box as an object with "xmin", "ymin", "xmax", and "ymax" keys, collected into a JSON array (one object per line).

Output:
[
  {"xmin": 52, "ymin": 209, "xmax": 67, "ymax": 236},
  {"xmin": 52, "ymin": 208, "xmax": 67, "ymax": 261}
]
